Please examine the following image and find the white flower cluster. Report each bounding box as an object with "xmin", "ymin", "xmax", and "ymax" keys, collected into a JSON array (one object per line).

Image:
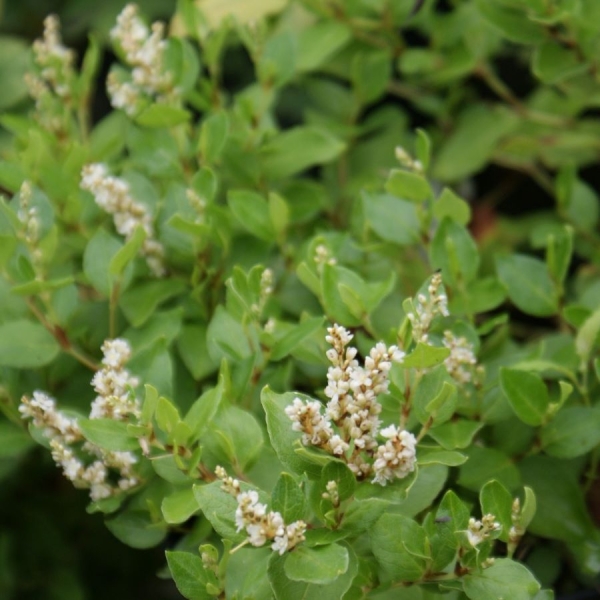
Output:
[
  {"xmin": 107, "ymin": 4, "xmax": 172, "ymax": 114},
  {"xmin": 443, "ymin": 331, "xmax": 477, "ymax": 384},
  {"xmin": 80, "ymin": 163, "xmax": 165, "ymax": 276},
  {"xmin": 186, "ymin": 188, "xmax": 206, "ymax": 223},
  {"xmin": 251, "ymin": 268, "xmax": 274, "ymax": 316},
  {"xmin": 466, "ymin": 513, "xmax": 501, "ymax": 547},
  {"xmin": 19, "ymin": 339, "xmax": 141, "ymax": 501},
  {"xmin": 25, "ymin": 15, "xmax": 75, "ymax": 132},
  {"xmin": 216, "ymin": 466, "xmax": 306, "ymax": 555},
  {"xmin": 406, "ymin": 272, "xmax": 449, "ymax": 343},
  {"xmin": 508, "ymin": 497, "xmax": 525, "ymax": 546},
  {"xmin": 372, "ymin": 425, "xmax": 417, "ymax": 486},
  {"xmin": 314, "ymin": 244, "xmax": 337, "ymax": 274},
  {"xmin": 395, "ymin": 145, "xmax": 423, "ymax": 173},
  {"xmin": 286, "ymin": 324, "xmax": 415, "ymax": 484},
  {"xmin": 16, "ymin": 182, "xmax": 42, "ymax": 266},
  {"xmin": 91, "ymin": 338, "xmax": 140, "ymax": 420}
]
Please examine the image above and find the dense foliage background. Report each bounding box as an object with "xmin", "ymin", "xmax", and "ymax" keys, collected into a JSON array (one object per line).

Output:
[{"xmin": 1, "ymin": 0, "xmax": 600, "ymax": 599}]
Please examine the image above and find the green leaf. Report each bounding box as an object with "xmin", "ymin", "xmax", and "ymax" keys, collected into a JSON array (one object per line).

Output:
[
  {"xmin": 262, "ymin": 387, "xmax": 330, "ymax": 479},
  {"xmin": 166, "ymin": 550, "xmax": 219, "ymax": 600},
  {"xmin": 268, "ymin": 544, "xmax": 358, "ymax": 600},
  {"xmin": 415, "ymin": 128, "xmax": 432, "ymax": 172},
  {"xmin": 162, "ymin": 487, "xmax": 198, "ymax": 524},
  {"xmin": 156, "ymin": 396, "xmax": 181, "ymax": 435},
  {"xmin": 83, "ymin": 229, "xmax": 128, "ymax": 296},
  {"xmin": 228, "ymin": 189, "xmax": 274, "ymax": 242},
  {"xmin": 425, "ymin": 381, "xmax": 457, "ymax": 425},
  {"xmin": 261, "ymin": 126, "xmax": 345, "ymax": 180},
  {"xmin": 296, "ymin": 21, "xmax": 351, "ymax": 72},
  {"xmin": 480, "ymin": 480, "xmax": 513, "ymax": 543},
  {"xmin": 271, "ymin": 316, "xmax": 325, "ymax": 361},
  {"xmin": 475, "ymin": 0, "xmax": 546, "ymax": 43},
  {"xmin": 206, "ymin": 306, "xmax": 252, "ymax": 362},
  {"xmin": 370, "ymin": 513, "xmax": 429, "ymax": 582},
  {"xmin": 500, "ymin": 368, "xmax": 550, "ymax": 427},
  {"xmin": 532, "ymin": 41, "xmax": 586, "ymax": 84},
  {"xmin": 321, "ymin": 460, "xmax": 355, "ymax": 502},
  {"xmin": 417, "ymin": 446, "xmax": 467, "ymax": 466},
  {"xmin": 135, "ymin": 104, "xmax": 191, "ymax": 127},
  {"xmin": 540, "ymin": 407, "xmax": 600, "ymax": 459},
  {"xmin": 430, "ymin": 218, "xmax": 479, "ymax": 286},
  {"xmin": 403, "ymin": 343, "xmax": 450, "ymax": 369},
  {"xmin": 458, "ymin": 446, "xmax": 521, "ymax": 492},
  {"xmin": 109, "ymin": 225, "xmax": 146, "ymax": 276},
  {"xmin": 428, "ymin": 418, "xmax": 483, "ymax": 450},
  {"xmin": 194, "ymin": 481, "xmax": 245, "ymax": 542},
  {"xmin": 385, "ymin": 169, "xmax": 432, "ymax": 204},
  {"xmin": 0, "ymin": 319, "xmax": 59, "ymax": 368},
  {"xmin": 575, "ymin": 305, "xmax": 600, "ymax": 368},
  {"xmin": 120, "ymin": 279, "xmax": 186, "ymax": 327},
  {"xmin": 105, "ymin": 510, "xmax": 166, "ymax": 549},
  {"xmin": 395, "ymin": 464, "xmax": 448, "ymax": 518},
  {"xmin": 0, "ymin": 422, "xmax": 34, "ymax": 457},
  {"xmin": 521, "ymin": 487, "xmax": 537, "ymax": 530},
  {"xmin": 78, "ymin": 418, "xmax": 139, "ymax": 451},
  {"xmin": 496, "ymin": 254, "xmax": 559, "ymax": 317},
  {"xmin": 184, "ymin": 376, "xmax": 225, "ymax": 441},
  {"xmin": 351, "ymin": 49, "xmax": 391, "ymax": 104},
  {"xmin": 362, "ymin": 192, "xmax": 421, "ymax": 246},
  {"xmin": 271, "ymin": 473, "xmax": 306, "ymax": 523},
  {"xmin": 341, "ymin": 498, "xmax": 389, "ymax": 533},
  {"xmin": 284, "ymin": 544, "xmax": 348, "ymax": 584},
  {"xmin": 433, "ymin": 105, "xmax": 519, "ymax": 181},
  {"xmin": 11, "ymin": 276, "xmax": 75, "ymax": 296},
  {"xmin": 433, "ymin": 188, "xmax": 471, "ymax": 225},
  {"xmin": 178, "ymin": 324, "xmax": 219, "ymax": 381},
  {"xmin": 546, "ymin": 226, "xmax": 573, "ymax": 285},
  {"xmin": 520, "ymin": 456, "xmax": 594, "ymax": 543},
  {"xmin": 199, "ymin": 111, "xmax": 229, "ymax": 164},
  {"xmin": 463, "ymin": 558, "xmax": 541, "ymax": 600}
]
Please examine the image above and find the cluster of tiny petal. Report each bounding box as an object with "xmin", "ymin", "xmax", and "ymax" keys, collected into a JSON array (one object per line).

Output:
[
  {"xmin": 25, "ymin": 15, "xmax": 76, "ymax": 132},
  {"xmin": 108, "ymin": 4, "xmax": 172, "ymax": 113},
  {"xmin": 443, "ymin": 331, "xmax": 477, "ymax": 383},
  {"xmin": 314, "ymin": 244, "xmax": 337, "ymax": 273},
  {"xmin": 80, "ymin": 163, "xmax": 165, "ymax": 276},
  {"xmin": 90, "ymin": 339, "xmax": 140, "ymax": 420},
  {"xmin": 251, "ymin": 269, "xmax": 274, "ymax": 316},
  {"xmin": 287, "ymin": 324, "xmax": 410, "ymax": 483},
  {"xmin": 395, "ymin": 146, "xmax": 423, "ymax": 173},
  {"xmin": 19, "ymin": 391, "xmax": 81, "ymax": 443},
  {"xmin": 217, "ymin": 467, "xmax": 306, "ymax": 554},
  {"xmin": 19, "ymin": 338, "xmax": 141, "ymax": 501},
  {"xmin": 322, "ymin": 480, "xmax": 339, "ymax": 506},
  {"xmin": 467, "ymin": 514, "xmax": 501, "ymax": 547},
  {"xmin": 372, "ymin": 425, "xmax": 417, "ymax": 485},
  {"xmin": 32, "ymin": 15, "xmax": 75, "ymax": 99},
  {"xmin": 407, "ymin": 273, "xmax": 449, "ymax": 343},
  {"xmin": 16, "ymin": 181, "xmax": 43, "ymax": 266},
  {"xmin": 186, "ymin": 189, "xmax": 206, "ymax": 223},
  {"xmin": 509, "ymin": 497, "xmax": 524, "ymax": 545},
  {"xmin": 285, "ymin": 398, "xmax": 348, "ymax": 456}
]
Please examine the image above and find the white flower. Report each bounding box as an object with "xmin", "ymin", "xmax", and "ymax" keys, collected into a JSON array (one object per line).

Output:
[{"xmin": 372, "ymin": 426, "xmax": 417, "ymax": 486}]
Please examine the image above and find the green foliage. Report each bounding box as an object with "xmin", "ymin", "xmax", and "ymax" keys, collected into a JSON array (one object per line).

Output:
[{"xmin": 1, "ymin": 0, "xmax": 600, "ymax": 598}]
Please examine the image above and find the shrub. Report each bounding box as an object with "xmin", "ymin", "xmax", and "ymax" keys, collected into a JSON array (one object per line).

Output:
[{"xmin": 1, "ymin": 1, "xmax": 600, "ymax": 598}]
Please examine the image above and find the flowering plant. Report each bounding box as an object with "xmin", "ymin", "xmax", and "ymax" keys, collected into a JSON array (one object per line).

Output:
[{"xmin": 1, "ymin": 1, "xmax": 600, "ymax": 599}]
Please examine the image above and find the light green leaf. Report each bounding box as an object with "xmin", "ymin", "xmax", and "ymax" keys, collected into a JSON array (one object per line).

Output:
[
  {"xmin": 417, "ymin": 446, "xmax": 467, "ymax": 466},
  {"xmin": 533, "ymin": 41, "xmax": 586, "ymax": 84},
  {"xmin": 0, "ymin": 320, "xmax": 59, "ymax": 368},
  {"xmin": 79, "ymin": 418, "xmax": 139, "ymax": 451},
  {"xmin": 135, "ymin": 104, "xmax": 191, "ymax": 127},
  {"xmin": 362, "ymin": 192, "xmax": 421, "ymax": 246},
  {"xmin": 105, "ymin": 510, "xmax": 166, "ymax": 549},
  {"xmin": 540, "ymin": 407, "xmax": 600, "ymax": 458},
  {"xmin": 296, "ymin": 21, "xmax": 351, "ymax": 72},
  {"xmin": 480, "ymin": 480, "xmax": 513, "ymax": 542},
  {"xmin": 109, "ymin": 225, "xmax": 146, "ymax": 276},
  {"xmin": 284, "ymin": 544, "xmax": 348, "ymax": 585},
  {"xmin": 162, "ymin": 487, "xmax": 199, "ymax": 524},
  {"xmin": 464, "ymin": 558, "xmax": 540, "ymax": 600},
  {"xmin": 199, "ymin": 111, "xmax": 229, "ymax": 164},
  {"xmin": 271, "ymin": 316, "xmax": 325, "ymax": 361},
  {"xmin": 500, "ymin": 368, "xmax": 550, "ymax": 427},
  {"xmin": 496, "ymin": 254, "xmax": 558, "ymax": 317},
  {"xmin": 385, "ymin": 169, "xmax": 432, "ymax": 203},
  {"xmin": 271, "ymin": 473, "xmax": 306, "ymax": 523},
  {"xmin": 403, "ymin": 343, "xmax": 450, "ymax": 369},
  {"xmin": 433, "ymin": 187, "xmax": 471, "ymax": 225},
  {"xmin": 261, "ymin": 126, "xmax": 345, "ymax": 180},
  {"xmin": 166, "ymin": 550, "xmax": 219, "ymax": 600}
]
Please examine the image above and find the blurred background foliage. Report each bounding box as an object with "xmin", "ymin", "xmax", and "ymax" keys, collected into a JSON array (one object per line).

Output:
[{"xmin": 1, "ymin": 0, "xmax": 600, "ymax": 598}]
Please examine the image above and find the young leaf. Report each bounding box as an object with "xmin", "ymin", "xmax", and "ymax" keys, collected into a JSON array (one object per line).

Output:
[
  {"xmin": 0, "ymin": 319, "xmax": 59, "ymax": 368},
  {"xmin": 463, "ymin": 558, "xmax": 541, "ymax": 600},
  {"xmin": 271, "ymin": 473, "xmax": 306, "ymax": 523},
  {"xmin": 166, "ymin": 550, "xmax": 219, "ymax": 600},
  {"xmin": 78, "ymin": 418, "xmax": 139, "ymax": 451},
  {"xmin": 385, "ymin": 169, "xmax": 432, "ymax": 204},
  {"xmin": 480, "ymin": 480, "xmax": 513, "ymax": 542},
  {"xmin": 162, "ymin": 487, "xmax": 199, "ymax": 524},
  {"xmin": 540, "ymin": 407, "xmax": 600, "ymax": 459},
  {"xmin": 500, "ymin": 368, "xmax": 550, "ymax": 427},
  {"xmin": 284, "ymin": 544, "xmax": 349, "ymax": 584}
]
